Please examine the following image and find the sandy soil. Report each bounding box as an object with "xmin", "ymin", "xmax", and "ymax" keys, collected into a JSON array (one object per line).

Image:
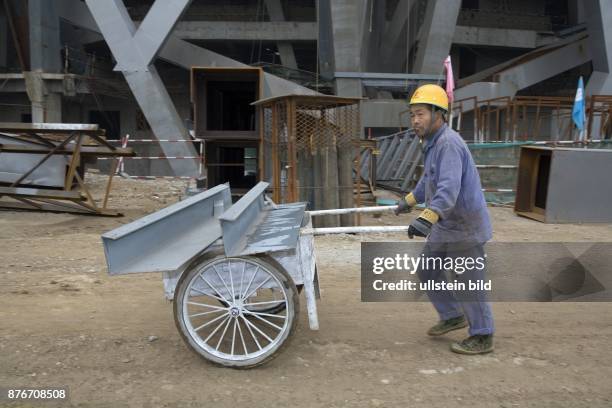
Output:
[{"xmin": 1, "ymin": 174, "xmax": 611, "ymax": 407}]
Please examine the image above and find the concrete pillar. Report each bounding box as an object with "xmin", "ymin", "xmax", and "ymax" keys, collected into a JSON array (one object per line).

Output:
[
  {"xmin": 0, "ymin": 13, "xmax": 7, "ymax": 69},
  {"xmin": 264, "ymin": 0, "xmax": 298, "ymax": 69},
  {"xmin": 381, "ymin": 0, "xmax": 413, "ymax": 73},
  {"xmin": 585, "ymin": 0, "xmax": 612, "ymax": 95},
  {"xmin": 317, "ymin": 0, "xmax": 335, "ymax": 80},
  {"xmin": 330, "ymin": 0, "xmax": 366, "ymax": 74},
  {"xmin": 46, "ymin": 93, "xmax": 62, "ymax": 123},
  {"xmin": 361, "ymin": 0, "xmax": 386, "ymax": 72},
  {"xmin": 28, "ymin": 0, "xmax": 62, "ymax": 72},
  {"xmin": 583, "ymin": 0, "xmax": 612, "ymax": 138},
  {"xmin": 568, "ymin": 0, "xmax": 587, "ymax": 26},
  {"xmin": 413, "ymin": 0, "xmax": 461, "ymax": 75}
]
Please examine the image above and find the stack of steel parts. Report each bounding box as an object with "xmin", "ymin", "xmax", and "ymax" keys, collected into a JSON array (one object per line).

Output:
[
  {"xmin": 367, "ymin": 129, "xmax": 422, "ymax": 194},
  {"xmin": 0, "ymin": 122, "xmax": 134, "ymax": 216}
]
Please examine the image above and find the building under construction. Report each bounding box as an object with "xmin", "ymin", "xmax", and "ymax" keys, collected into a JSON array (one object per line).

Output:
[{"xmin": 1, "ymin": 0, "xmax": 612, "ymax": 221}]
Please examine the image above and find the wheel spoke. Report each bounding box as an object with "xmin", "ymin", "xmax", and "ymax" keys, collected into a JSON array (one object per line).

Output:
[
  {"xmin": 243, "ymin": 311, "xmax": 284, "ymax": 331},
  {"xmin": 193, "ymin": 311, "xmax": 229, "ymax": 332},
  {"xmin": 236, "ymin": 317, "xmax": 249, "ymax": 354},
  {"xmin": 215, "ymin": 316, "xmax": 233, "ymax": 351},
  {"xmin": 238, "ymin": 261, "xmax": 246, "ymax": 302},
  {"xmin": 228, "ymin": 259, "xmax": 236, "ymax": 301},
  {"xmin": 189, "ymin": 309, "xmax": 227, "ymax": 318},
  {"xmin": 231, "ymin": 318, "xmax": 238, "ymax": 356},
  {"xmin": 240, "ymin": 314, "xmax": 263, "ymax": 350},
  {"xmin": 242, "ymin": 314, "xmax": 274, "ymax": 343},
  {"xmin": 203, "ymin": 315, "xmax": 231, "ymax": 343},
  {"xmin": 242, "ymin": 310, "xmax": 287, "ymax": 319},
  {"xmin": 242, "ymin": 276, "xmax": 272, "ymax": 301},
  {"xmin": 187, "ymin": 301, "xmax": 228, "ymax": 311},
  {"xmin": 243, "ymin": 299, "xmax": 285, "ymax": 307},
  {"xmin": 212, "ymin": 264, "xmax": 233, "ymax": 302},
  {"xmin": 198, "ymin": 274, "xmax": 230, "ymax": 303},
  {"xmin": 190, "ymin": 284, "xmax": 227, "ymax": 303},
  {"xmin": 241, "ymin": 266, "xmax": 260, "ymax": 300}
]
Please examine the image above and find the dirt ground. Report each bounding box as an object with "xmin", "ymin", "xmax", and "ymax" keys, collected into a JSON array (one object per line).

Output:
[{"xmin": 1, "ymin": 174, "xmax": 612, "ymax": 408}]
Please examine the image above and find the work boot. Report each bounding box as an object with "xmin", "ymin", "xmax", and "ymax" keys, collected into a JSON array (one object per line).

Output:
[
  {"xmin": 427, "ymin": 315, "xmax": 467, "ymax": 336},
  {"xmin": 450, "ymin": 334, "xmax": 494, "ymax": 355}
]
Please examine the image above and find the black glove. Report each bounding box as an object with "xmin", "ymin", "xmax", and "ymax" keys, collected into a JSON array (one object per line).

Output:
[
  {"xmin": 408, "ymin": 217, "xmax": 432, "ymax": 238},
  {"xmin": 394, "ymin": 192, "xmax": 417, "ymax": 215},
  {"xmin": 394, "ymin": 197, "xmax": 413, "ymax": 215},
  {"xmin": 407, "ymin": 208, "xmax": 439, "ymax": 239}
]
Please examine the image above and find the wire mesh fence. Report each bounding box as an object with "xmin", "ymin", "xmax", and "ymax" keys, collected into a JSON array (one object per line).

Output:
[{"xmin": 256, "ymin": 95, "xmax": 361, "ymax": 227}]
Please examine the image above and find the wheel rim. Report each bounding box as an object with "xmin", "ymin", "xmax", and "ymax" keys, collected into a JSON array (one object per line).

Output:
[{"xmin": 181, "ymin": 257, "xmax": 291, "ymax": 362}]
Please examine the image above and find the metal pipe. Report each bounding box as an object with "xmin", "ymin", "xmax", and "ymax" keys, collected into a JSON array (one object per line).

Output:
[
  {"xmin": 301, "ymin": 225, "xmax": 408, "ymax": 235},
  {"xmin": 307, "ymin": 205, "xmax": 398, "ymax": 216}
]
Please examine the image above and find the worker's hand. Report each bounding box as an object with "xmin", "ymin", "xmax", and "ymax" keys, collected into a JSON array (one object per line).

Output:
[
  {"xmin": 395, "ymin": 198, "xmax": 413, "ymax": 215},
  {"xmin": 394, "ymin": 192, "xmax": 417, "ymax": 215},
  {"xmin": 407, "ymin": 208, "xmax": 439, "ymax": 239},
  {"xmin": 408, "ymin": 218, "xmax": 431, "ymax": 238}
]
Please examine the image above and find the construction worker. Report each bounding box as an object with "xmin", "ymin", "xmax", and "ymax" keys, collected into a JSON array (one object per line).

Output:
[{"xmin": 395, "ymin": 84, "xmax": 495, "ymax": 354}]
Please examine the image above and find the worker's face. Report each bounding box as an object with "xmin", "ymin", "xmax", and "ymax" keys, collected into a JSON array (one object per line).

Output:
[{"xmin": 410, "ymin": 105, "xmax": 433, "ymax": 138}]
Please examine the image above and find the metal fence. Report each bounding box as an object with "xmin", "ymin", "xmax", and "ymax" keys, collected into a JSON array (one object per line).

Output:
[{"xmin": 255, "ymin": 94, "xmax": 361, "ymax": 227}]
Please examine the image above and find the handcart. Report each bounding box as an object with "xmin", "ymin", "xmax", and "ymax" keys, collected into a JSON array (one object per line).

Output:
[{"xmin": 101, "ymin": 182, "xmax": 404, "ymax": 368}]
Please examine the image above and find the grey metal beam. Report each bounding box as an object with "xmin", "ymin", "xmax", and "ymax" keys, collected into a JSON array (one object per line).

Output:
[
  {"xmin": 171, "ymin": 21, "xmax": 316, "ymax": 41},
  {"xmin": 453, "ymin": 26, "xmax": 539, "ymax": 49},
  {"xmin": 102, "ymin": 184, "xmax": 232, "ymax": 275},
  {"xmin": 58, "ymin": 0, "xmax": 318, "ymax": 98},
  {"xmin": 413, "ymin": 0, "xmax": 461, "ymax": 75},
  {"xmin": 85, "ymin": 0, "xmax": 199, "ymax": 176},
  {"xmin": 264, "ymin": 0, "xmax": 298, "ymax": 69},
  {"xmin": 584, "ymin": 0, "xmax": 612, "ymax": 94},
  {"xmin": 219, "ymin": 181, "xmax": 306, "ymax": 256},
  {"xmin": 455, "ymin": 37, "xmax": 592, "ymax": 112},
  {"xmin": 335, "ymin": 72, "xmax": 442, "ymax": 80},
  {"xmin": 132, "ymin": 0, "xmax": 191, "ymax": 68}
]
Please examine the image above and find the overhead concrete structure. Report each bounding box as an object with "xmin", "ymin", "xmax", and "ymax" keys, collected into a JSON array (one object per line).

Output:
[
  {"xmin": 85, "ymin": 0, "xmax": 199, "ymax": 177},
  {"xmin": 584, "ymin": 0, "xmax": 612, "ymax": 95},
  {"xmin": 455, "ymin": 33, "xmax": 592, "ymax": 111},
  {"xmin": 1, "ymin": 0, "xmax": 612, "ymax": 178}
]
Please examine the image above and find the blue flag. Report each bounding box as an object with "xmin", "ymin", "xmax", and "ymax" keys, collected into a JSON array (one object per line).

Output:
[{"xmin": 572, "ymin": 76, "xmax": 585, "ymax": 131}]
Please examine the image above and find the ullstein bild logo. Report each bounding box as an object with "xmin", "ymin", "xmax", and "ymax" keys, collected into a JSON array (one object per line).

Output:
[{"xmin": 360, "ymin": 242, "xmax": 612, "ymax": 302}]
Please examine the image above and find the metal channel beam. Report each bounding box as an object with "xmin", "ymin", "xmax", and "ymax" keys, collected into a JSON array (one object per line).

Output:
[
  {"xmin": 101, "ymin": 184, "xmax": 231, "ymax": 275},
  {"xmin": 219, "ymin": 182, "xmax": 268, "ymax": 256},
  {"xmin": 219, "ymin": 181, "xmax": 305, "ymax": 256}
]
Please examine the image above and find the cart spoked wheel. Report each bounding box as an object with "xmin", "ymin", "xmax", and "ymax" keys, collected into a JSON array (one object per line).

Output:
[{"xmin": 174, "ymin": 255, "xmax": 299, "ymax": 368}]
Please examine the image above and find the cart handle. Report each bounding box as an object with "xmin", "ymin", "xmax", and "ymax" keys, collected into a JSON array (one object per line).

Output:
[
  {"xmin": 306, "ymin": 205, "xmax": 398, "ymax": 216},
  {"xmin": 300, "ymin": 225, "xmax": 410, "ymax": 236}
]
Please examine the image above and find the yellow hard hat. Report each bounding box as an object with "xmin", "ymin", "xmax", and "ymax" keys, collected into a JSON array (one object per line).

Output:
[{"xmin": 409, "ymin": 84, "xmax": 448, "ymax": 111}]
